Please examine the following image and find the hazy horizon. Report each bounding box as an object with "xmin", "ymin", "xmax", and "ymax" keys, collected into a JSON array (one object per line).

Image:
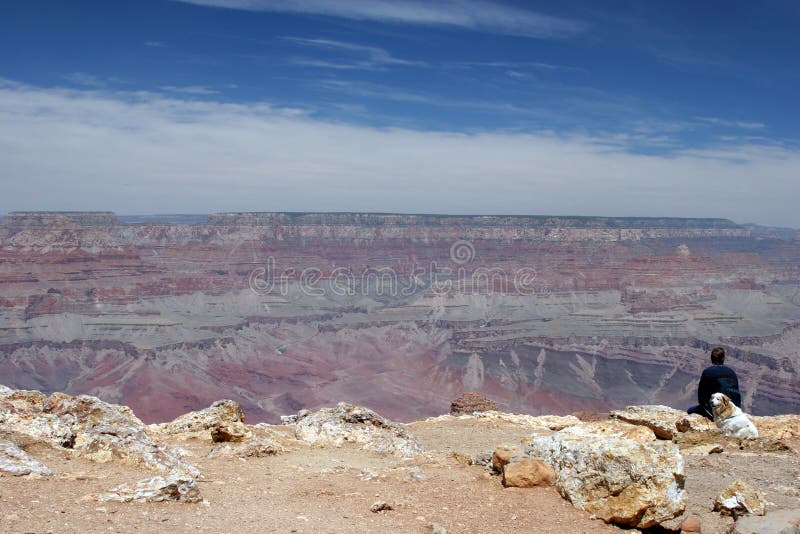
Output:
[{"xmin": 1, "ymin": 210, "xmax": 796, "ymax": 230}]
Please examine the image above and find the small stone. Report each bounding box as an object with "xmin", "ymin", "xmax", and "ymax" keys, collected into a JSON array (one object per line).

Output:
[
  {"xmin": 501, "ymin": 458, "xmax": 555, "ymax": 488},
  {"xmin": 472, "ymin": 451, "xmax": 493, "ymax": 467},
  {"xmin": 714, "ymin": 480, "xmax": 766, "ymax": 516},
  {"xmin": 370, "ymin": 501, "xmax": 393, "ymax": 513},
  {"xmin": 429, "ymin": 523, "xmax": 447, "ymax": 534},
  {"xmin": 708, "ymin": 445, "xmax": 724, "ymax": 454},
  {"xmin": 98, "ymin": 475, "xmax": 202, "ymax": 503},
  {"xmin": 680, "ymin": 515, "xmax": 702, "ymax": 532}
]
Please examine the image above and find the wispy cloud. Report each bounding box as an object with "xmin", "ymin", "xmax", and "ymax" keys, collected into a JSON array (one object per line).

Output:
[
  {"xmin": 172, "ymin": 0, "xmax": 587, "ymax": 39},
  {"xmin": 283, "ymin": 37, "xmax": 426, "ymax": 70},
  {"xmin": 62, "ymin": 72, "xmax": 108, "ymax": 87},
  {"xmin": 695, "ymin": 116, "xmax": 766, "ymax": 130},
  {"xmin": 1, "ymin": 79, "xmax": 798, "ymax": 226},
  {"xmin": 452, "ymin": 60, "xmax": 585, "ymax": 73},
  {"xmin": 144, "ymin": 40, "xmax": 166, "ymax": 48},
  {"xmin": 315, "ymin": 79, "xmax": 552, "ymax": 118},
  {"xmin": 159, "ymin": 85, "xmax": 221, "ymax": 95}
]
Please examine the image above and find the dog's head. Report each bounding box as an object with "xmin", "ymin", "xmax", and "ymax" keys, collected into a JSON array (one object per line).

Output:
[{"xmin": 710, "ymin": 392, "xmax": 735, "ymax": 419}]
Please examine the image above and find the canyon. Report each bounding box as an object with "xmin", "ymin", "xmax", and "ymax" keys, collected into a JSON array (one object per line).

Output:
[{"xmin": 0, "ymin": 211, "xmax": 798, "ymax": 423}]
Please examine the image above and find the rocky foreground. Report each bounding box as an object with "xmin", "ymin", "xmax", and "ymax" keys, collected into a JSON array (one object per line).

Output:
[{"xmin": 1, "ymin": 387, "xmax": 799, "ymax": 533}]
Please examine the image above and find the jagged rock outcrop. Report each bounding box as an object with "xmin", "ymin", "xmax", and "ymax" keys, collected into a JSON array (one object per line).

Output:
[
  {"xmin": 526, "ymin": 421, "xmax": 687, "ymax": 528},
  {"xmin": 553, "ymin": 419, "xmax": 657, "ymax": 444},
  {"xmin": 0, "ymin": 390, "xmax": 74, "ymax": 448},
  {"xmin": 611, "ymin": 405, "xmax": 701, "ymax": 439},
  {"xmin": 286, "ymin": 403, "xmax": 423, "ymax": 458},
  {"xmin": 0, "ymin": 439, "xmax": 52, "ymax": 477},
  {"xmin": 98, "ymin": 475, "xmax": 202, "ymax": 503},
  {"xmin": 149, "ymin": 400, "xmax": 245, "ymax": 435},
  {"xmin": 450, "ymin": 393, "xmax": 499, "ymax": 415},
  {"xmin": 751, "ymin": 415, "xmax": 800, "ymax": 441},
  {"xmin": 714, "ymin": 480, "xmax": 766, "ymax": 516},
  {"xmin": 0, "ymin": 385, "xmax": 198, "ymax": 477}
]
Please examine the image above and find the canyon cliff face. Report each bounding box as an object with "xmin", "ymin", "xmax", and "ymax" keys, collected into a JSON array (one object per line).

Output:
[{"xmin": 0, "ymin": 211, "xmax": 798, "ymax": 422}]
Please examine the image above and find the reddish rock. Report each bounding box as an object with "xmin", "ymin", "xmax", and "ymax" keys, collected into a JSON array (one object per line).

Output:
[
  {"xmin": 501, "ymin": 459, "xmax": 555, "ymax": 488},
  {"xmin": 681, "ymin": 516, "xmax": 702, "ymax": 532},
  {"xmin": 450, "ymin": 393, "xmax": 499, "ymax": 415}
]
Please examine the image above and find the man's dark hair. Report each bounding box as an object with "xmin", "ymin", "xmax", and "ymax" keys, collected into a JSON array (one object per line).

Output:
[{"xmin": 710, "ymin": 347, "xmax": 725, "ymax": 365}]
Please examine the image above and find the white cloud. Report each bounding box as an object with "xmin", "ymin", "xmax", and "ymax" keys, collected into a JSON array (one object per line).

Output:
[
  {"xmin": 172, "ymin": 0, "xmax": 587, "ymax": 39},
  {"xmin": 144, "ymin": 41, "xmax": 166, "ymax": 47},
  {"xmin": 0, "ymin": 79, "xmax": 798, "ymax": 227},
  {"xmin": 696, "ymin": 116, "xmax": 766, "ymax": 130},
  {"xmin": 283, "ymin": 37, "xmax": 426, "ymax": 70}
]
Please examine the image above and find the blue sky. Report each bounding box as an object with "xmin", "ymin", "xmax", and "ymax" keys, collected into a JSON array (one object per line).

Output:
[{"xmin": 1, "ymin": 1, "xmax": 799, "ymax": 225}]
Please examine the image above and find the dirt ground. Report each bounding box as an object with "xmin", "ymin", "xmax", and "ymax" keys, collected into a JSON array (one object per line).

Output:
[
  {"xmin": 0, "ymin": 417, "xmax": 622, "ymax": 534},
  {"xmin": 1, "ymin": 417, "xmax": 798, "ymax": 534}
]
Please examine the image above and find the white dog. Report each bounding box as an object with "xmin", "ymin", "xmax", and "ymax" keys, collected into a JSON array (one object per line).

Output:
[{"xmin": 710, "ymin": 392, "xmax": 758, "ymax": 439}]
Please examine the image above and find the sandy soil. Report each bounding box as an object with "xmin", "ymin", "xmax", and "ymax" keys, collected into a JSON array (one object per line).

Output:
[{"xmin": 0, "ymin": 418, "xmax": 622, "ymax": 534}]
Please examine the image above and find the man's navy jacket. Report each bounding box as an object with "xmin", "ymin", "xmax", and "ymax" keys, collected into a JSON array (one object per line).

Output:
[{"xmin": 698, "ymin": 364, "xmax": 741, "ymax": 417}]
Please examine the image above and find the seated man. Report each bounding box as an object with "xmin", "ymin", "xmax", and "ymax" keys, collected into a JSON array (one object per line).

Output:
[{"xmin": 688, "ymin": 347, "xmax": 742, "ymax": 419}]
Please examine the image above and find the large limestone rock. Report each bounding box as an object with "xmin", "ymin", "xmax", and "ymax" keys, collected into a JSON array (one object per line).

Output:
[
  {"xmin": 0, "ymin": 389, "xmax": 75, "ymax": 448},
  {"xmin": 48, "ymin": 393, "xmax": 199, "ymax": 477},
  {"xmin": 0, "ymin": 387, "xmax": 198, "ymax": 478},
  {"xmin": 0, "ymin": 439, "xmax": 52, "ymax": 477},
  {"xmin": 611, "ymin": 405, "xmax": 697, "ymax": 439},
  {"xmin": 149, "ymin": 400, "xmax": 245, "ymax": 435},
  {"xmin": 714, "ymin": 480, "xmax": 766, "ymax": 516},
  {"xmin": 287, "ymin": 403, "xmax": 423, "ymax": 458},
  {"xmin": 98, "ymin": 475, "xmax": 202, "ymax": 503},
  {"xmin": 450, "ymin": 393, "xmax": 499, "ymax": 415},
  {"xmin": 526, "ymin": 422, "xmax": 686, "ymax": 529},
  {"xmin": 554, "ymin": 419, "xmax": 657, "ymax": 444}
]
